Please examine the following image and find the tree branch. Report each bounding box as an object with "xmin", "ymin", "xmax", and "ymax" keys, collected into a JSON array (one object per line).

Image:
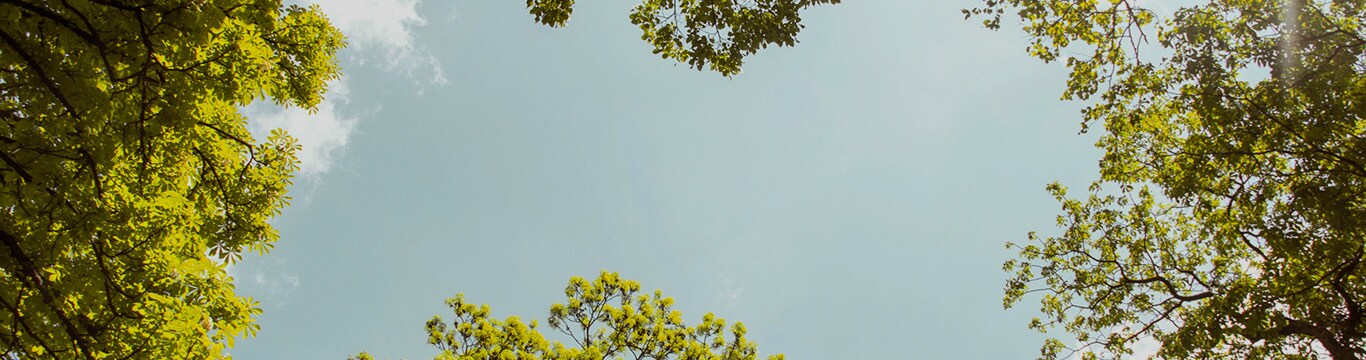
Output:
[
  {"xmin": 0, "ymin": 228, "xmax": 96, "ymax": 359},
  {"xmin": 1278, "ymin": 319, "xmax": 1360, "ymax": 360},
  {"xmin": 1121, "ymin": 275, "xmax": 1214, "ymax": 302}
]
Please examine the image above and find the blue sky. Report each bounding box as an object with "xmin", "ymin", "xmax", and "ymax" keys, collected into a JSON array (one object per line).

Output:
[{"xmin": 231, "ymin": 0, "xmax": 1111, "ymax": 358}]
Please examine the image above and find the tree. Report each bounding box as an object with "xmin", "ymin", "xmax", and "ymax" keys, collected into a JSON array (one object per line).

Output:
[
  {"xmin": 0, "ymin": 0, "xmax": 344, "ymax": 358},
  {"xmin": 969, "ymin": 0, "xmax": 1366, "ymax": 358},
  {"xmin": 527, "ymin": 0, "xmax": 839, "ymax": 77},
  {"xmin": 354, "ymin": 271, "xmax": 784, "ymax": 360}
]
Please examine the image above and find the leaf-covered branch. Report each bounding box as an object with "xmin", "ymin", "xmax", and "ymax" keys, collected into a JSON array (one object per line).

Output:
[
  {"xmin": 979, "ymin": 0, "xmax": 1366, "ymax": 358},
  {"xmin": 365, "ymin": 271, "xmax": 783, "ymax": 360}
]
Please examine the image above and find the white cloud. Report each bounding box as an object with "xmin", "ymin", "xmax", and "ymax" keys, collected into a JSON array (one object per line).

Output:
[
  {"xmin": 297, "ymin": 0, "xmax": 447, "ymax": 86},
  {"xmin": 243, "ymin": 80, "xmax": 358, "ymax": 179},
  {"xmin": 241, "ymin": 1, "xmax": 447, "ymax": 180},
  {"xmin": 1130, "ymin": 335, "xmax": 1162, "ymax": 359},
  {"xmin": 719, "ymin": 287, "xmax": 744, "ymax": 301},
  {"xmin": 233, "ymin": 255, "xmax": 303, "ymax": 309},
  {"xmin": 710, "ymin": 274, "xmax": 745, "ymax": 309}
]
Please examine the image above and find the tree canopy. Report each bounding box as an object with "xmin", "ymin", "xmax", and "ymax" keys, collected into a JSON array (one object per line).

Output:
[
  {"xmin": 971, "ymin": 0, "xmax": 1366, "ymax": 358},
  {"xmin": 354, "ymin": 271, "xmax": 783, "ymax": 360},
  {"xmin": 528, "ymin": 0, "xmax": 839, "ymax": 77},
  {"xmin": 0, "ymin": 0, "xmax": 343, "ymax": 357}
]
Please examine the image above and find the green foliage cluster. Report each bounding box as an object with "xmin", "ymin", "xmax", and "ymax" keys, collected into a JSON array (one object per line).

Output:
[
  {"xmin": 527, "ymin": 0, "xmax": 839, "ymax": 76},
  {"xmin": 0, "ymin": 0, "xmax": 342, "ymax": 358},
  {"xmin": 972, "ymin": 0, "xmax": 1366, "ymax": 358},
  {"xmin": 355, "ymin": 271, "xmax": 782, "ymax": 360}
]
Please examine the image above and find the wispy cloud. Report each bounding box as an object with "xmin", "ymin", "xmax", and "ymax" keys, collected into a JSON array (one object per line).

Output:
[
  {"xmin": 710, "ymin": 274, "xmax": 745, "ymax": 310},
  {"xmin": 243, "ymin": 79, "xmax": 358, "ymax": 179},
  {"xmin": 718, "ymin": 287, "xmax": 745, "ymax": 302},
  {"xmin": 230, "ymin": 256, "xmax": 302, "ymax": 309},
  {"xmin": 1128, "ymin": 334, "xmax": 1161, "ymax": 359},
  {"xmin": 243, "ymin": 0, "xmax": 447, "ymax": 180},
  {"xmin": 299, "ymin": 0, "xmax": 447, "ymax": 86}
]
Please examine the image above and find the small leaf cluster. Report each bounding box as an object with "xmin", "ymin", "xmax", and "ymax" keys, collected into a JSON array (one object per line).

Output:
[
  {"xmin": 527, "ymin": 0, "xmax": 839, "ymax": 77},
  {"xmin": 362, "ymin": 271, "xmax": 783, "ymax": 360}
]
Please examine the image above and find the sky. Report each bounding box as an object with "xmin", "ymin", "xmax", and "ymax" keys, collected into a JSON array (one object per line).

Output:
[{"xmin": 229, "ymin": 0, "xmax": 1117, "ymax": 358}]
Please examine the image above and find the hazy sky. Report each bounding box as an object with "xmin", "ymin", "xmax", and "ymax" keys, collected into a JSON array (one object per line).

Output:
[{"xmin": 231, "ymin": 1, "xmax": 1109, "ymax": 358}]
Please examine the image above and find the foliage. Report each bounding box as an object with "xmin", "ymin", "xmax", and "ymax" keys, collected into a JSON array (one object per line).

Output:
[
  {"xmin": 527, "ymin": 0, "xmax": 839, "ymax": 76},
  {"xmin": 355, "ymin": 271, "xmax": 783, "ymax": 360},
  {"xmin": 0, "ymin": 0, "xmax": 343, "ymax": 358},
  {"xmin": 970, "ymin": 0, "xmax": 1366, "ymax": 358}
]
